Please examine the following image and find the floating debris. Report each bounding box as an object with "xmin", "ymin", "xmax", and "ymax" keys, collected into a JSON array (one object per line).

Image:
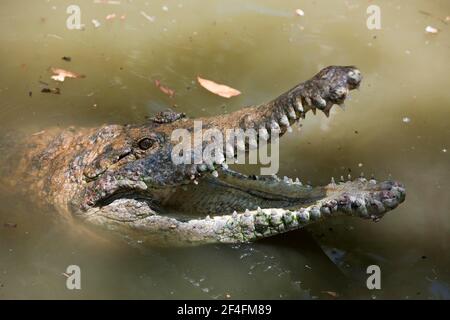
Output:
[
  {"xmin": 425, "ymin": 25, "xmax": 439, "ymax": 34},
  {"xmin": 358, "ymin": 163, "xmax": 363, "ymax": 168},
  {"xmin": 106, "ymin": 13, "xmax": 116, "ymax": 20},
  {"xmin": 162, "ymin": 5, "xmax": 169, "ymax": 12},
  {"xmin": 140, "ymin": 11, "xmax": 155, "ymax": 23},
  {"xmin": 295, "ymin": 9, "xmax": 305, "ymax": 16},
  {"xmin": 62, "ymin": 56, "xmax": 71, "ymax": 62},
  {"xmin": 92, "ymin": 19, "xmax": 101, "ymax": 28},
  {"xmin": 442, "ymin": 148, "xmax": 447, "ymax": 153},
  {"xmin": 322, "ymin": 291, "xmax": 339, "ymax": 298},
  {"xmin": 50, "ymin": 67, "xmax": 85, "ymax": 82},
  {"xmin": 4, "ymin": 223, "xmax": 17, "ymax": 228},
  {"xmin": 41, "ymin": 87, "xmax": 61, "ymax": 94},
  {"xmin": 402, "ymin": 117, "xmax": 411, "ymax": 123},
  {"xmin": 46, "ymin": 34, "xmax": 63, "ymax": 40},
  {"xmin": 154, "ymin": 80, "xmax": 175, "ymax": 98}
]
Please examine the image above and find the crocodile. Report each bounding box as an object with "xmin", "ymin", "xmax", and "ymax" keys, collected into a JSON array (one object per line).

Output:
[{"xmin": 0, "ymin": 66, "xmax": 405, "ymax": 246}]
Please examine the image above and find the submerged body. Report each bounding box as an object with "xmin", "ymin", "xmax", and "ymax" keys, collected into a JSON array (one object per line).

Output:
[{"xmin": 0, "ymin": 66, "xmax": 405, "ymax": 246}]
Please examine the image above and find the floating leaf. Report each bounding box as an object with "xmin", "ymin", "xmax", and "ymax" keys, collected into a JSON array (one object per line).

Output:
[
  {"xmin": 50, "ymin": 67, "xmax": 85, "ymax": 82},
  {"xmin": 106, "ymin": 13, "xmax": 116, "ymax": 20},
  {"xmin": 154, "ymin": 80, "xmax": 175, "ymax": 98},
  {"xmin": 197, "ymin": 76, "xmax": 241, "ymax": 98}
]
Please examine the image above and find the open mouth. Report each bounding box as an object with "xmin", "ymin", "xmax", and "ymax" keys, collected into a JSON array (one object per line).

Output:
[
  {"xmin": 80, "ymin": 66, "xmax": 406, "ymax": 246},
  {"xmin": 83, "ymin": 157, "xmax": 405, "ymax": 246}
]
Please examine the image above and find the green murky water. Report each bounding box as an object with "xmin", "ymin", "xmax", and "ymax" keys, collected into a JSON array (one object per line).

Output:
[{"xmin": 0, "ymin": 0, "xmax": 449, "ymax": 299}]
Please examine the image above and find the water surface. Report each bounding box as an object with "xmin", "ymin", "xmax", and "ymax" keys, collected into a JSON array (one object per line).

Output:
[{"xmin": 0, "ymin": 0, "xmax": 449, "ymax": 299}]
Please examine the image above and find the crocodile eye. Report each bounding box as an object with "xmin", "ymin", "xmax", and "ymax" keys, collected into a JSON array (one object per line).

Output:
[{"xmin": 138, "ymin": 138, "xmax": 153, "ymax": 150}]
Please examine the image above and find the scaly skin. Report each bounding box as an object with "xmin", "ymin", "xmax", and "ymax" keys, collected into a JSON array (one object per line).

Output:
[{"xmin": 0, "ymin": 66, "xmax": 406, "ymax": 246}]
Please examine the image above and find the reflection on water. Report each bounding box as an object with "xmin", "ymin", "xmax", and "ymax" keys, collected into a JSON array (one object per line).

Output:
[{"xmin": 0, "ymin": 0, "xmax": 449, "ymax": 299}]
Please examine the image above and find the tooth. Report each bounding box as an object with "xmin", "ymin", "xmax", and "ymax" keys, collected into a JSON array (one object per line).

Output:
[
  {"xmin": 297, "ymin": 209, "xmax": 310, "ymax": 222},
  {"xmin": 313, "ymin": 96, "xmax": 327, "ymax": 109},
  {"xmin": 206, "ymin": 215, "xmax": 211, "ymax": 220},
  {"xmin": 287, "ymin": 106, "xmax": 297, "ymax": 119},
  {"xmin": 330, "ymin": 177, "xmax": 336, "ymax": 185},
  {"xmin": 310, "ymin": 207, "xmax": 321, "ymax": 220},
  {"xmin": 322, "ymin": 109, "xmax": 330, "ymax": 118},
  {"xmin": 288, "ymin": 178, "xmax": 293, "ymax": 184},
  {"xmin": 295, "ymin": 178, "xmax": 302, "ymax": 185},
  {"xmin": 271, "ymin": 120, "xmax": 280, "ymax": 131},
  {"xmin": 320, "ymin": 206, "xmax": 331, "ymax": 216},
  {"xmin": 283, "ymin": 176, "xmax": 289, "ymax": 183},
  {"xmin": 259, "ymin": 128, "xmax": 269, "ymax": 141},
  {"xmin": 198, "ymin": 164, "xmax": 207, "ymax": 172},
  {"xmin": 232, "ymin": 211, "xmax": 238, "ymax": 218},
  {"xmin": 340, "ymin": 176, "xmax": 345, "ymax": 182},
  {"xmin": 347, "ymin": 174, "xmax": 352, "ymax": 180},
  {"xmin": 335, "ymin": 87, "xmax": 348, "ymax": 98},
  {"xmin": 279, "ymin": 115, "xmax": 289, "ymax": 127},
  {"xmin": 221, "ymin": 163, "xmax": 229, "ymax": 170},
  {"xmin": 287, "ymin": 126, "xmax": 293, "ymax": 133},
  {"xmin": 305, "ymin": 96, "xmax": 312, "ymax": 107},
  {"xmin": 295, "ymin": 97, "xmax": 304, "ymax": 113}
]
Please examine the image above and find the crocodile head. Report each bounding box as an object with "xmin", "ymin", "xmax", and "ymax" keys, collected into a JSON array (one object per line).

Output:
[{"xmin": 74, "ymin": 66, "xmax": 406, "ymax": 246}]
